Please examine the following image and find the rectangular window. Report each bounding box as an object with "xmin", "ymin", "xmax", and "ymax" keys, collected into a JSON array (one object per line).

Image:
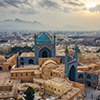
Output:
[
  {"xmin": 11, "ymin": 74, "xmax": 13, "ymax": 77},
  {"xmin": 21, "ymin": 73, "xmax": 23, "ymax": 76}
]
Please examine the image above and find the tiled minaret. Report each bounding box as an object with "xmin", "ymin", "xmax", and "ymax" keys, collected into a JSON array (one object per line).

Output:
[{"xmin": 65, "ymin": 45, "xmax": 68, "ymax": 77}]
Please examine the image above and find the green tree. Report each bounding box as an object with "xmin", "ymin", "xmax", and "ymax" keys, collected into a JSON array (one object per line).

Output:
[{"xmin": 24, "ymin": 86, "xmax": 35, "ymax": 100}]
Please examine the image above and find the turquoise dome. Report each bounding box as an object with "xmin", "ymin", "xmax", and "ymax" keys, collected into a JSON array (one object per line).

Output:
[{"xmin": 37, "ymin": 32, "xmax": 52, "ymax": 44}]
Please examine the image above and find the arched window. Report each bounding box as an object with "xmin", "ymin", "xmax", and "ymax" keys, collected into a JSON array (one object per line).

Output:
[
  {"xmin": 8, "ymin": 66, "xmax": 12, "ymax": 70},
  {"xmin": 0, "ymin": 67, "xmax": 2, "ymax": 70},
  {"xmin": 28, "ymin": 59, "xmax": 34, "ymax": 64},
  {"xmin": 78, "ymin": 74, "xmax": 83, "ymax": 79},
  {"xmin": 87, "ymin": 75, "xmax": 91, "ymax": 80}
]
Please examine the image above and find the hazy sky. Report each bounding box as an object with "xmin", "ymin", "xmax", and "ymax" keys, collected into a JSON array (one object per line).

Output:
[{"xmin": 0, "ymin": 0, "xmax": 100, "ymax": 30}]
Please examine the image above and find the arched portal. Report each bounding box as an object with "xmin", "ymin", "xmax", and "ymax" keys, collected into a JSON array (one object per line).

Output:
[
  {"xmin": 78, "ymin": 74, "xmax": 83, "ymax": 79},
  {"xmin": 28, "ymin": 59, "xmax": 34, "ymax": 64},
  {"xmin": 69, "ymin": 65, "xmax": 76, "ymax": 81},
  {"xmin": 87, "ymin": 75, "xmax": 91, "ymax": 80},
  {"xmin": 0, "ymin": 67, "xmax": 2, "ymax": 70},
  {"xmin": 39, "ymin": 47, "xmax": 51, "ymax": 58},
  {"xmin": 42, "ymin": 51, "xmax": 47, "ymax": 57},
  {"xmin": 8, "ymin": 66, "xmax": 12, "ymax": 70}
]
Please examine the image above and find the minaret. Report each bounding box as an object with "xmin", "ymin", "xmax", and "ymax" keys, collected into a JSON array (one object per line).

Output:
[
  {"xmin": 75, "ymin": 44, "xmax": 78, "ymax": 61},
  {"xmin": 65, "ymin": 45, "xmax": 68, "ymax": 77},
  {"xmin": 16, "ymin": 52, "xmax": 19, "ymax": 67},
  {"xmin": 34, "ymin": 34, "xmax": 37, "ymax": 57},
  {"xmin": 54, "ymin": 34, "xmax": 56, "ymax": 57}
]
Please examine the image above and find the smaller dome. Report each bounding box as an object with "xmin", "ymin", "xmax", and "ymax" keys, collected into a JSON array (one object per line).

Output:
[
  {"xmin": 42, "ymin": 59, "xmax": 58, "ymax": 69},
  {"xmin": 0, "ymin": 55, "xmax": 6, "ymax": 62},
  {"xmin": 37, "ymin": 32, "xmax": 52, "ymax": 44}
]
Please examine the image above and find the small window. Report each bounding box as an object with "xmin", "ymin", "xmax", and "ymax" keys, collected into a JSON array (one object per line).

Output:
[
  {"xmin": 58, "ymin": 90, "xmax": 60, "ymax": 92},
  {"xmin": 11, "ymin": 74, "xmax": 13, "ymax": 77},
  {"xmin": 51, "ymin": 88, "xmax": 53, "ymax": 90},
  {"xmin": 21, "ymin": 73, "xmax": 23, "ymax": 76},
  {"xmin": 31, "ymin": 73, "xmax": 33, "ymax": 76},
  {"xmin": 48, "ymin": 86, "xmax": 50, "ymax": 88},
  {"xmin": 16, "ymin": 74, "xmax": 17, "ymax": 76},
  {"xmin": 26, "ymin": 73, "xmax": 28, "ymax": 76},
  {"xmin": 51, "ymin": 73, "xmax": 52, "ymax": 76},
  {"xmin": 54, "ymin": 88, "xmax": 56, "ymax": 91}
]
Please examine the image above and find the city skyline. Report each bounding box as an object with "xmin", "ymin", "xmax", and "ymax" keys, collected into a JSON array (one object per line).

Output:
[{"xmin": 0, "ymin": 0, "xmax": 100, "ymax": 30}]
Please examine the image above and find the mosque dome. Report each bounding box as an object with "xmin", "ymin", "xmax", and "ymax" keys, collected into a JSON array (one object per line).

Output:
[{"xmin": 37, "ymin": 32, "xmax": 52, "ymax": 44}]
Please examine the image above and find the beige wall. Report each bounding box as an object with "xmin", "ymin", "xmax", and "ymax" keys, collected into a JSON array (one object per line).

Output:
[{"xmin": 10, "ymin": 71, "xmax": 34, "ymax": 82}]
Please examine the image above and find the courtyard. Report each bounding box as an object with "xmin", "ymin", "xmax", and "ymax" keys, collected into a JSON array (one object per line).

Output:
[{"xmin": 84, "ymin": 86, "xmax": 100, "ymax": 100}]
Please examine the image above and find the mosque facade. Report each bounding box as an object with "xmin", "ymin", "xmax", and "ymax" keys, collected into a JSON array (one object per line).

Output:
[{"xmin": 19, "ymin": 32, "xmax": 78, "ymax": 82}]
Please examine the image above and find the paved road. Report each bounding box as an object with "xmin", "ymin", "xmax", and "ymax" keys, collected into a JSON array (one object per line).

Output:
[{"xmin": 84, "ymin": 86, "xmax": 100, "ymax": 100}]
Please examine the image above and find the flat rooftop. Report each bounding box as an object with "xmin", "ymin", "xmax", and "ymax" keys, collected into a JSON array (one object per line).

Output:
[
  {"xmin": 0, "ymin": 71, "xmax": 10, "ymax": 80},
  {"xmin": 20, "ymin": 64, "xmax": 39, "ymax": 68}
]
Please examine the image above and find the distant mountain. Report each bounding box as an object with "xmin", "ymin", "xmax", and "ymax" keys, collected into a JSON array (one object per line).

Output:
[
  {"xmin": 0, "ymin": 18, "xmax": 54, "ymax": 31},
  {"xmin": 15, "ymin": 18, "xmax": 24, "ymax": 22},
  {"xmin": 62, "ymin": 24, "xmax": 88, "ymax": 31},
  {"xmin": 0, "ymin": 18, "xmax": 89, "ymax": 31},
  {"xmin": 4, "ymin": 19, "xmax": 13, "ymax": 22}
]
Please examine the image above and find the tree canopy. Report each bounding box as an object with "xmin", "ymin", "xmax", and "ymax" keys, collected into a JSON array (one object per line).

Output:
[{"xmin": 24, "ymin": 86, "xmax": 35, "ymax": 100}]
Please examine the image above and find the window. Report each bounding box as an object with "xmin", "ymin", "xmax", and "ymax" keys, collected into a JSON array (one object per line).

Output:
[
  {"xmin": 21, "ymin": 73, "xmax": 23, "ymax": 76},
  {"xmin": 8, "ymin": 66, "xmax": 12, "ymax": 70},
  {"xmin": 78, "ymin": 74, "xmax": 83, "ymax": 79},
  {"xmin": 51, "ymin": 73, "xmax": 52, "ymax": 76},
  {"xmin": 87, "ymin": 75, "xmax": 92, "ymax": 80},
  {"xmin": 48, "ymin": 86, "xmax": 50, "ymax": 88},
  {"xmin": 51, "ymin": 88, "xmax": 53, "ymax": 90},
  {"xmin": 58, "ymin": 90, "xmax": 60, "ymax": 92},
  {"xmin": 54, "ymin": 88, "xmax": 56, "ymax": 91},
  {"xmin": 11, "ymin": 74, "xmax": 13, "ymax": 77},
  {"xmin": 26, "ymin": 73, "xmax": 28, "ymax": 76},
  {"xmin": 16, "ymin": 74, "xmax": 17, "ymax": 76}
]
